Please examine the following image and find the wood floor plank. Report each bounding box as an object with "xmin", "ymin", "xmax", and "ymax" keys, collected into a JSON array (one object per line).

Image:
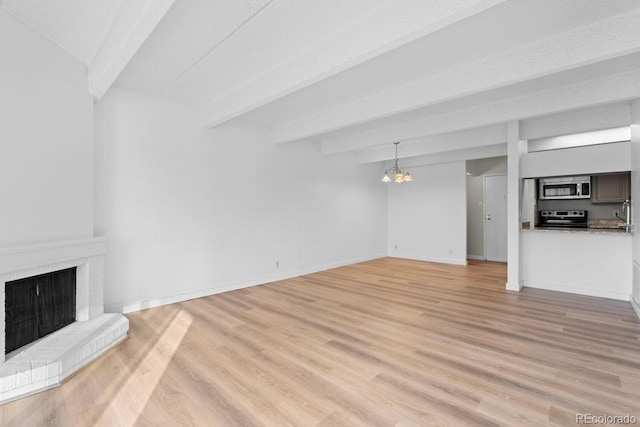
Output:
[{"xmin": 1, "ymin": 258, "xmax": 639, "ymax": 426}]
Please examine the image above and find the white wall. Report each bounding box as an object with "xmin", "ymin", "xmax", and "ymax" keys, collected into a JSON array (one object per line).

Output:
[
  {"xmin": 94, "ymin": 87, "xmax": 387, "ymax": 313},
  {"xmin": 387, "ymin": 161, "xmax": 466, "ymax": 265},
  {"xmin": 0, "ymin": 10, "xmax": 94, "ymax": 247},
  {"xmin": 466, "ymin": 156, "xmax": 507, "ymax": 259}
]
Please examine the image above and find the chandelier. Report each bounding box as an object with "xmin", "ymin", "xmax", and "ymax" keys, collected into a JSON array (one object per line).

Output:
[{"xmin": 381, "ymin": 142, "xmax": 412, "ymax": 183}]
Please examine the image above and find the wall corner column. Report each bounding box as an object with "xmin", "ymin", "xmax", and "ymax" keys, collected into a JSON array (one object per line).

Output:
[
  {"xmin": 630, "ymin": 100, "xmax": 640, "ymax": 310},
  {"xmin": 507, "ymin": 120, "xmax": 526, "ymax": 291}
]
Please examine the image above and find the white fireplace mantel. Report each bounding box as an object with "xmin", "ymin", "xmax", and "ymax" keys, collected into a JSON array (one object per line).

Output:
[
  {"xmin": 0, "ymin": 237, "xmax": 128, "ymax": 404},
  {"xmin": 0, "ymin": 237, "xmax": 108, "ymax": 275}
]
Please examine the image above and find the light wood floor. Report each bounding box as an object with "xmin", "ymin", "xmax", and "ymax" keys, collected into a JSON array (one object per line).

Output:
[{"xmin": 1, "ymin": 258, "xmax": 639, "ymax": 426}]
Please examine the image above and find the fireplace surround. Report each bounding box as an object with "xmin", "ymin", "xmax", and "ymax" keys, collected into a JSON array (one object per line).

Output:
[{"xmin": 0, "ymin": 238, "xmax": 128, "ymax": 403}]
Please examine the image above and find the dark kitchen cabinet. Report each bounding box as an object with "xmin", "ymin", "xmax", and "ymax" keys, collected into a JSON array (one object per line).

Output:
[{"xmin": 591, "ymin": 172, "xmax": 630, "ymax": 204}]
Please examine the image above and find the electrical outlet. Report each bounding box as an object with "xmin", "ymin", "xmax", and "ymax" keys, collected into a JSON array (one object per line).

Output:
[
  {"xmin": 614, "ymin": 209, "xmax": 620, "ymax": 217},
  {"xmin": 394, "ymin": 244, "xmax": 398, "ymax": 250},
  {"xmin": 448, "ymin": 248, "xmax": 453, "ymax": 255},
  {"xmin": 276, "ymin": 261, "xmax": 279, "ymax": 268}
]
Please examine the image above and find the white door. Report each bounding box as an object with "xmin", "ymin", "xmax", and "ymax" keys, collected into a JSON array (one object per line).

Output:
[{"xmin": 484, "ymin": 174, "xmax": 508, "ymax": 262}]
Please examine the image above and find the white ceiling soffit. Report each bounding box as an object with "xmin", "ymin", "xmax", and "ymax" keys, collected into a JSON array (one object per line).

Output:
[{"xmin": 528, "ymin": 127, "xmax": 631, "ymax": 152}]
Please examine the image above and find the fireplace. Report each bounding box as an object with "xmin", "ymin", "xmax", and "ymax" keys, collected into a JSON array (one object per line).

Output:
[
  {"xmin": 0, "ymin": 238, "xmax": 128, "ymax": 404},
  {"xmin": 5, "ymin": 267, "xmax": 77, "ymax": 354}
]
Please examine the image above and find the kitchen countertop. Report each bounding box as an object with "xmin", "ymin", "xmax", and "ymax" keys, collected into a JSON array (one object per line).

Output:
[
  {"xmin": 521, "ymin": 226, "xmax": 632, "ymax": 235},
  {"xmin": 521, "ymin": 218, "xmax": 633, "ymax": 235}
]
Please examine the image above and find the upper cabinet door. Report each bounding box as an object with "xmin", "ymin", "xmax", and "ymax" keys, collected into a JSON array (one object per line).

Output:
[{"xmin": 591, "ymin": 172, "xmax": 630, "ymax": 204}]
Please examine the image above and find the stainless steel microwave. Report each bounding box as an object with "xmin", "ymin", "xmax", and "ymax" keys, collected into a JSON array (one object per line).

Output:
[{"xmin": 538, "ymin": 176, "xmax": 591, "ymax": 200}]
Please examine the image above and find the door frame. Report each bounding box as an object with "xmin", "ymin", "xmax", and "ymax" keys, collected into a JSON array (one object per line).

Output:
[{"xmin": 483, "ymin": 173, "xmax": 508, "ymax": 262}]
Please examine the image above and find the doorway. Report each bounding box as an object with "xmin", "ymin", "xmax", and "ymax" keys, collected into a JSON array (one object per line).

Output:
[{"xmin": 484, "ymin": 174, "xmax": 508, "ymax": 262}]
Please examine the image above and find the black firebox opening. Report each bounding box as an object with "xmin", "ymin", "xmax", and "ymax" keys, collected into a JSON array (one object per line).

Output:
[{"xmin": 5, "ymin": 267, "xmax": 76, "ymax": 354}]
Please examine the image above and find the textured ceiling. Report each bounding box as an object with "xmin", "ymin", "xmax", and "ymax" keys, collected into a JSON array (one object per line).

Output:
[
  {"xmin": 119, "ymin": 0, "xmax": 637, "ymax": 113},
  {"xmin": 6, "ymin": 0, "xmax": 640, "ymax": 164},
  {"xmin": 239, "ymin": 0, "xmax": 639, "ymax": 128},
  {"xmin": 1, "ymin": 0, "xmax": 125, "ymax": 64}
]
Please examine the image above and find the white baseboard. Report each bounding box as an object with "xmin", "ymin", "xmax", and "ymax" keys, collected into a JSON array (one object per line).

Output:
[
  {"xmin": 389, "ymin": 253, "xmax": 467, "ymax": 266},
  {"xmin": 106, "ymin": 252, "xmax": 387, "ymax": 314},
  {"xmin": 467, "ymin": 255, "xmax": 485, "ymax": 261},
  {"xmin": 523, "ymin": 280, "xmax": 630, "ymax": 301},
  {"xmin": 506, "ymin": 281, "xmax": 523, "ymax": 291}
]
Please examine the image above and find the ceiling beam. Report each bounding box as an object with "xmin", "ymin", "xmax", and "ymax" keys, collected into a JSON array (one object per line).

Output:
[
  {"xmin": 89, "ymin": 0, "xmax": 176, "ymax": 99},
  {"xmin": 199, "ymin": 0, "xmax": 507, "ymax": 128},
  {"xmin": 274, "ymin": 8, "xmax": 640, "ymax": 144},
  {"xmin": 355, "ymin": 125, "xmax": 506, "ymax": 164},
  {"xmin": 320, "ymin": 68, "xmax": 640, "ymax": 155},
  {"xmin": 383, "ymin": 144, "xmax": 507, "ymax": 169}
]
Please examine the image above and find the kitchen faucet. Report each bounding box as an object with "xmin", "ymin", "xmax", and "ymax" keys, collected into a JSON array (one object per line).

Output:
[{"xmin": 615, "ymin": 199, "xmax": 631, "ymax": 232}]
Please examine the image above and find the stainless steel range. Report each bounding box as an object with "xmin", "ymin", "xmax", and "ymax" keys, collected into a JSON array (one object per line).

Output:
[{"xmin": 538, "ymin": 210, "xmax": 588, "ymax": 229}]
